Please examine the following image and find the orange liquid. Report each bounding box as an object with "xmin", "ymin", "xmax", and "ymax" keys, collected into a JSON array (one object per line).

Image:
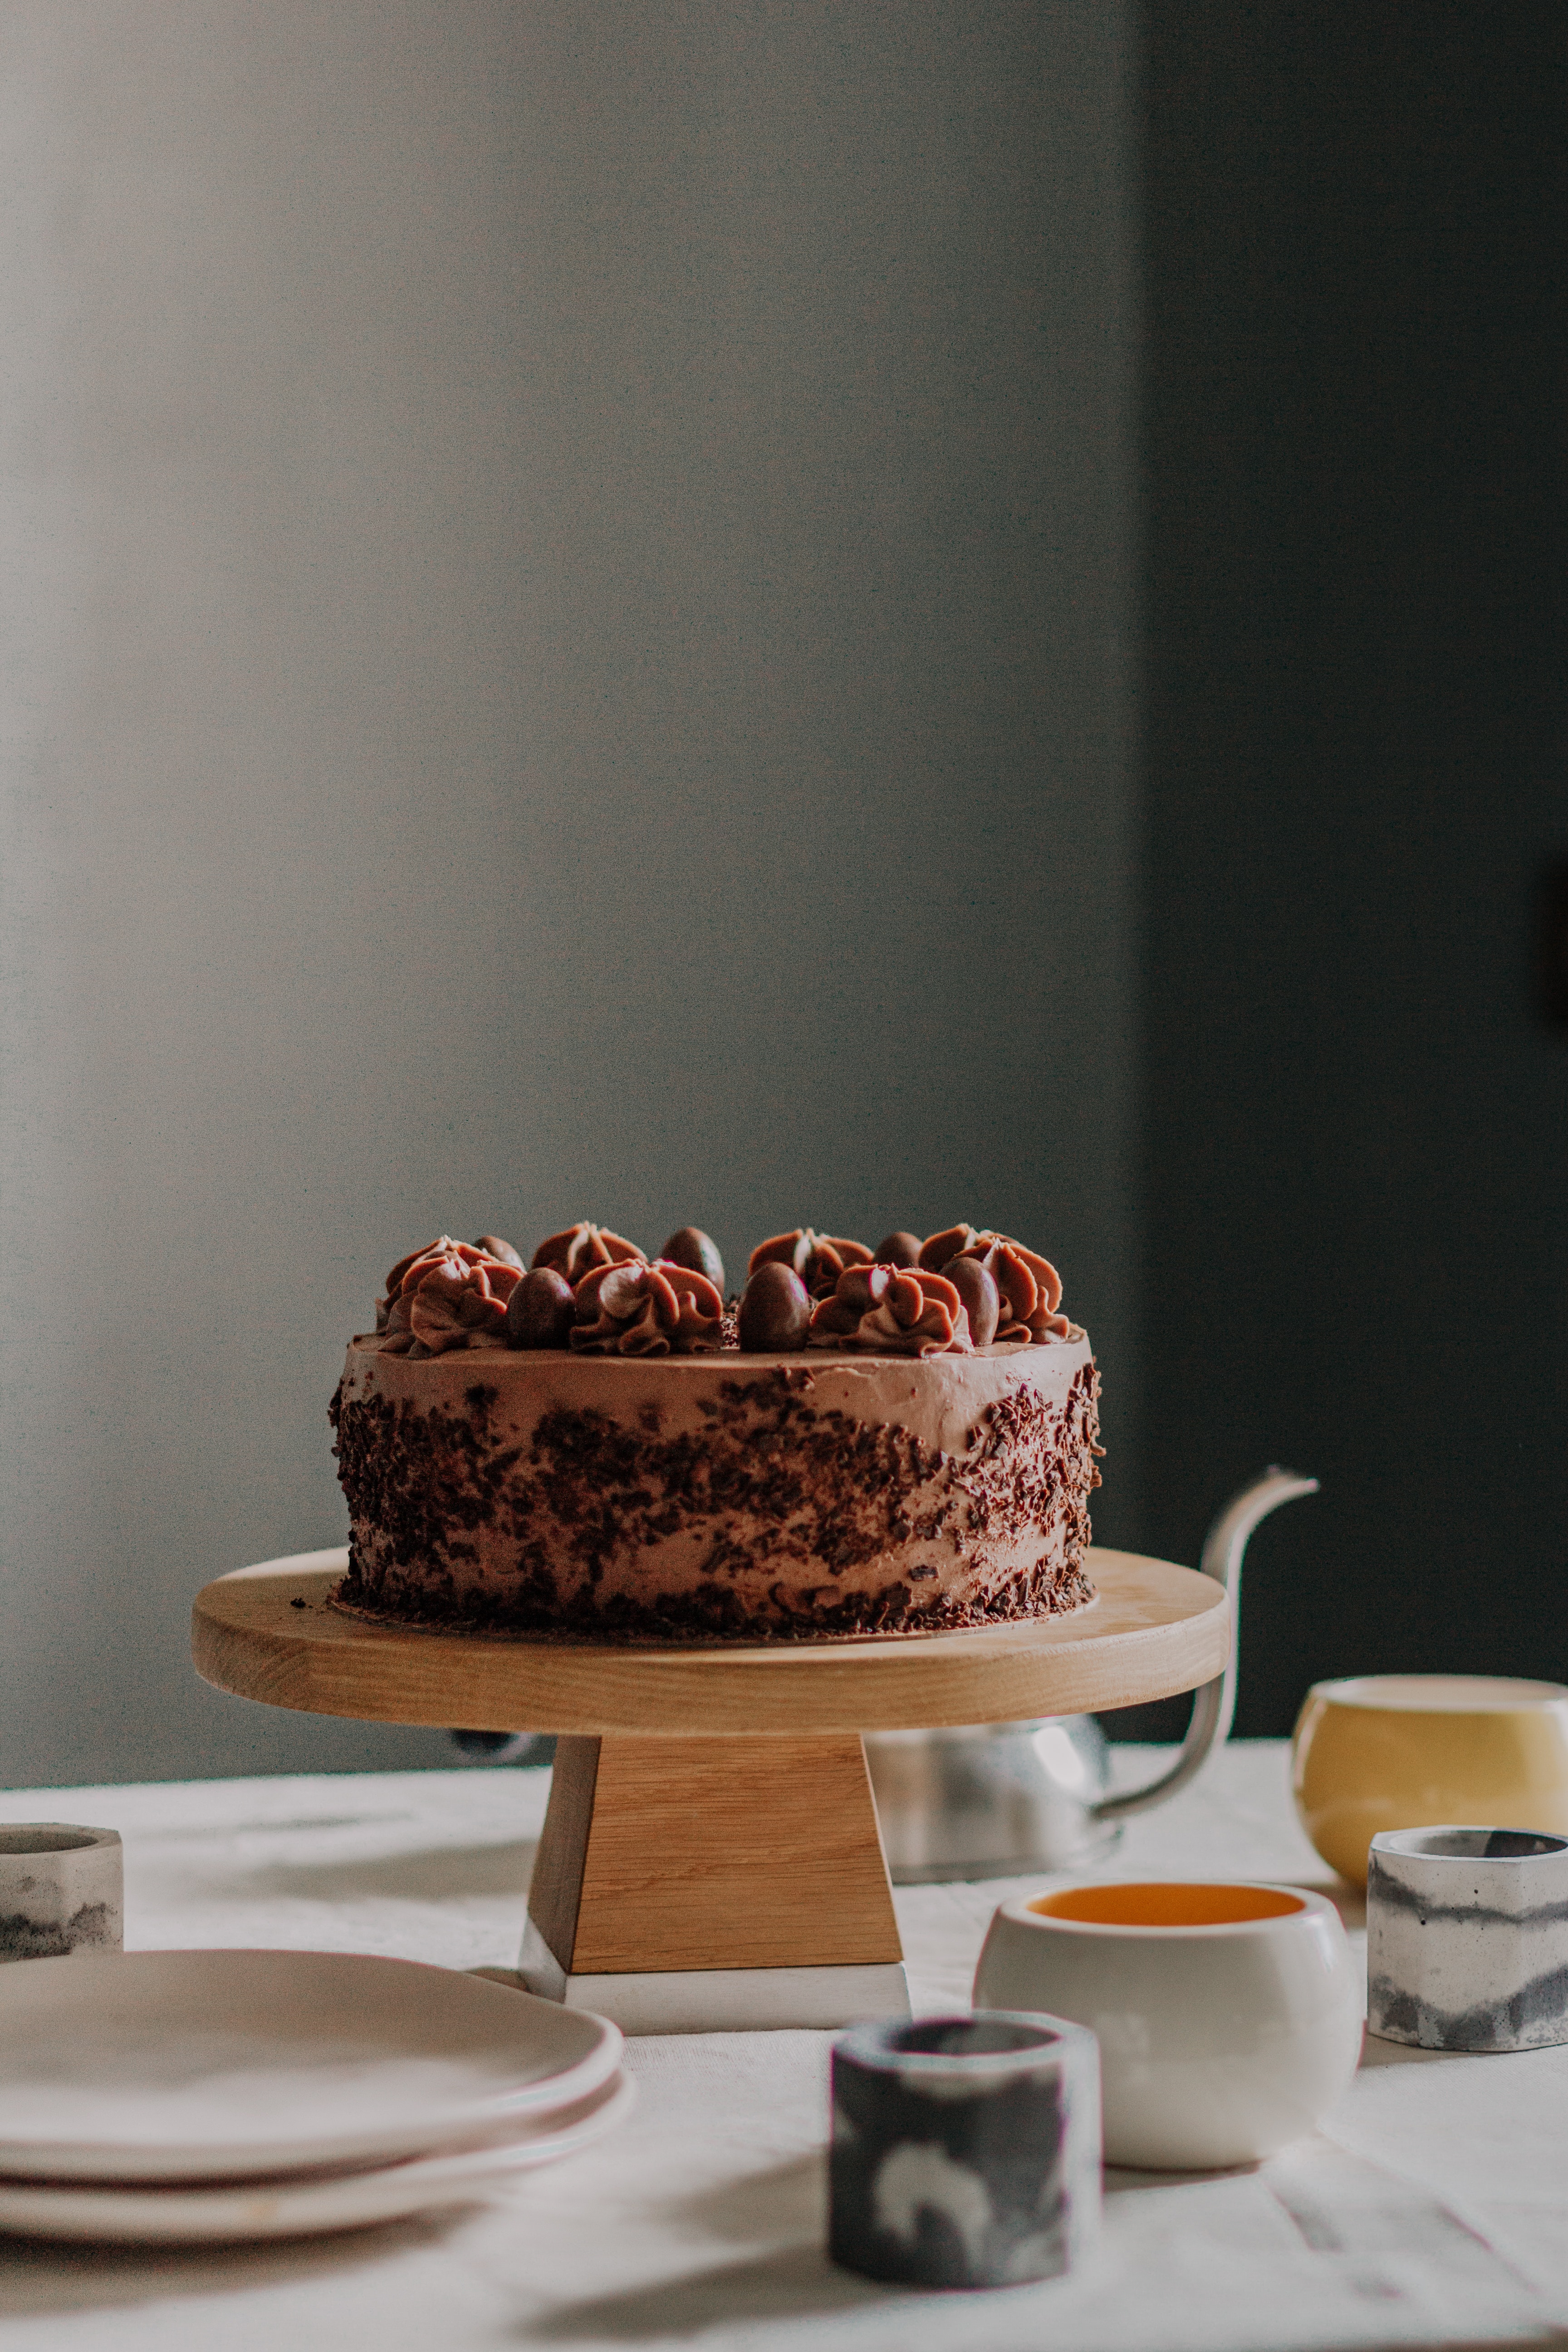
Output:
[{"xmin": 1029, "ymin": 1882, "xmax": 1305, "ymax": 1928}]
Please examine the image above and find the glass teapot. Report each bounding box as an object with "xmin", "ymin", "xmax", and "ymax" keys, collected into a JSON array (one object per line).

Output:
[{"xmin": 863, "ymin": 1466, "xmax": 1317, "ymax": 1881}]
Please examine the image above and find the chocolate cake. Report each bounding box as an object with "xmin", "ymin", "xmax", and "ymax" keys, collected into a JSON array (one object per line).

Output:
[{"xmin": 329, "ymin": 1221, "xmax": 1102, "ymax": 1641}]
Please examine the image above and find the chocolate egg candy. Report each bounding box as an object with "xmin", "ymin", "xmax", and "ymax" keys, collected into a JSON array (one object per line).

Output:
[
  {"xmin": 505, "ymin": 1265, "xmax": 575, "ymax": 1349},
  {"xmin": 871, "ymin": 1231, "xmax": 922, "ymax": 1269},
  {"xmin": 737, "ymin": 1261, "xmax": 812, "ymax": 1352},
  {"xmin": 660, "ymin": 1225, "xmax": 725, "ymax": 1294},
  {"xmin": 475, "ymin": 1234, "xmax": 524, "ymax": 1269},
  {"xmin": 945, "ymin": 1256, "xmax": 1000, "ymax": 1348}
]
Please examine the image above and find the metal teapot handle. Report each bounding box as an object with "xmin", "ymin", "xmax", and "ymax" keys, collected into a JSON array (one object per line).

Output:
[{"xmin": 1092, "ymin": 1465, "xmax": 1318, "ymax": 1823}]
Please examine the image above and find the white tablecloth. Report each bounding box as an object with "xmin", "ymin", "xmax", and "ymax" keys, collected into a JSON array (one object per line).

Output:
[{"xmin": 1, "ymin": 1744, "xmax": 1566, "ymax": 2351}]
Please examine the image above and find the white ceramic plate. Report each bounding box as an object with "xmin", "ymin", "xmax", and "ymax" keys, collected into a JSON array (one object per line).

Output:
[
  {"xmin": 0, "ymin": 2070, "xmax": 634, "ymax": 2243},
  {"xmin": 0, "ymin": 1951, "xmax": 622, "ymax": 2182}
]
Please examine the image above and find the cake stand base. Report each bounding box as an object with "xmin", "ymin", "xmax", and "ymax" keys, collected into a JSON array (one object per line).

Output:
[
  {"xmin": 516, "ymin": 1732, "xmax": 908, "ymax": 2032},
  {"xmin": 507, "ymin": 1941, "xmax": 911, "ymax": 2034}
]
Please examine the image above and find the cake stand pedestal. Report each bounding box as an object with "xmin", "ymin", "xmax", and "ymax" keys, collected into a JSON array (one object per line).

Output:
[{"xmin": 192, "ymin": 1548, "xmax": 1226, "ymax": 2033}]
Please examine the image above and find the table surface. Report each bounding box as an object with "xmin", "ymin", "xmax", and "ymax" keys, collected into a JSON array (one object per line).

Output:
[{"xmin": 1, "ymin": 1743, "xmax": 1566, "ymax": 2352}]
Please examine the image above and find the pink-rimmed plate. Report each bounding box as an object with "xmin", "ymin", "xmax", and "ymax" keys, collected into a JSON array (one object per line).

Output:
[
  {"xmin": 0, "ymin": 2070, "xmax": 633, "ymax": 2242},
  {"xmin": 0, "ymin": 1951, "xmax": 621, "ymax": 2182}
]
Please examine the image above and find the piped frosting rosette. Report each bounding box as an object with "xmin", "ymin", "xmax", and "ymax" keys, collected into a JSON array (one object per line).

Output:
[
  {"xmin": 808, "ymin": 1263, "xmax": 972, "ymax": 1357},
  {"xmin": 375, "ymin": 1237, "xmax": 523, "ymax": 1356},
  {"xmin": 531, "ymin": 1222, "xmax": 646, "ymax": 1283},
  {"xmin": 366, "ymin": 1214, "xmax": 1082, "ymax": 1362},
  {"xmin": 918, "ymin": 1225, "xmax": 1083, "ymax": 1343},
  {"xmin": 569, "ymin": 1258, "xmax": 725, "ymax": 1356},
  {"xmin": 748, "ymin": 1229, "xmax": 875, "ymax": 1300}
]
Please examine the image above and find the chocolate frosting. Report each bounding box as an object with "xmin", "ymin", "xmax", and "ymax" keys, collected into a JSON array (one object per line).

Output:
[
  {"xmin": 330, "ymin": 1334, "xmax": 1100, "ymax": 1640},
  {"xmin": 370, "ymin": 1217, "xmax": 1077, "ymax": 1362},
  {"xmin": 749, "ymin": 1229, "xmax": 874, "ymax": 1299},
  {"xmin": 375, "ymin": 1237, "xmax": 522, "ymax": 1357},
  {"xmin": 569, "ymin": 1257, "xmax": 724, "ymax": 1357},
  {"xmin": 808, "ymin": 1264, "xmax": 974, "ymax": 1357},
  {"xmin": 531, "ymin": 1222, "xmax": 646, "ymax": 1284},
  {"xmin": 918, "ymin": 1226, "xmax": 1078, "ymax": 1343}
]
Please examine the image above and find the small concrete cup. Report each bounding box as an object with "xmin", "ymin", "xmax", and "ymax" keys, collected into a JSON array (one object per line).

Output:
[
  {"xmin": 974, "ymin": 1881, "xmax": 1362, "ymax": 2170},
  {"xmin": 1367, "ymin": 1825, "xmax": 1568, "ymax": 2052},
  {"xmin": 0, "ymin": 1826, "xmax": 123, "ymax": 1962},
  {"xmin": 828, "ymin": 2013, "xmax": 1100, "ymax": 2289}
]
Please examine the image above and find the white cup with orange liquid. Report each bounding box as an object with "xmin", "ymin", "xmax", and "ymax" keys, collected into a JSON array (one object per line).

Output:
[{"xmin": 973, "ymin": 1880, "xmax": 1361, "ymax": 2171}]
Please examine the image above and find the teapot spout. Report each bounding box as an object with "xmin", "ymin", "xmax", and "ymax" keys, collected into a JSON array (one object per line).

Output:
[{"xmin": 1093, "ymin": 1466, "xmax": 1318, "ymax": 1823}]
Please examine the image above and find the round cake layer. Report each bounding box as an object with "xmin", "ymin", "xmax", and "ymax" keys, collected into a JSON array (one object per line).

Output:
[{"xmin": 330, "ymin": 1335, "xmax": 1100, "ymax": 1641}]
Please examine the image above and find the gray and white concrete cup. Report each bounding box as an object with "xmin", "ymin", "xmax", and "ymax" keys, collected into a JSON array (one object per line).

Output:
[
  {"xmin": 1367, "ymin": 1825, "xmax": 1568, "ymax": 2052},
  {"xmin": 828, "ymin": 2011, "xmax": 1100, "ymax": 2289},
  {"xmin": 0, "ymin": 1826, "xmax": 123, "ymax": 1962}
]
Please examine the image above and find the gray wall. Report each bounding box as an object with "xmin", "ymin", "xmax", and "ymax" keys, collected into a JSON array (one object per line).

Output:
[
  {"xmin": 1126, "ymin": 3, "xmax": 1567, "ymax": 1737},
  {"xmin": 1, "ymin": 4, "xmax": 1138, "ymax": 1785}
]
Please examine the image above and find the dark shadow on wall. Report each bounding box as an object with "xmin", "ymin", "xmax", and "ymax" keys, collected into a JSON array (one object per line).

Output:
[{"xmin": 1112, "ymin": 2, "xmax": 1568, "ymax": 1739}]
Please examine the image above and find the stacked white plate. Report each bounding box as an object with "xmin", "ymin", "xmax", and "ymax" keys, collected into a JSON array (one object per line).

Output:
[{"xmin": 0, "ymin": 1950, "xmax": 630, "ymax": 2242}]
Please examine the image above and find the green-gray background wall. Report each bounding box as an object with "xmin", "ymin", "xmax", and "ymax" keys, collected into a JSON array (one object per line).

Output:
[
  {"xmin": 1, "ymin": 3, "xmax": 1138, "ymax": 1784},
  {"xmin": 5, "ymin": 5, "xmax": 1560, "ymax": 1789}
]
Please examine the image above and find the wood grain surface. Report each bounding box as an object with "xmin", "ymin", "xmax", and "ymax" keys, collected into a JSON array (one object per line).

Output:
[
  {"xmin": 524, "ymin": 1734, "xmax": 600, "ymax": 1973},
  {"xmin": 531, "ymin": 1734, "xmax": 902, "ymax": 1975},
  {"xmin": 191, "ymin": 1547, "xmax": 1228, "ymax": 1735}
]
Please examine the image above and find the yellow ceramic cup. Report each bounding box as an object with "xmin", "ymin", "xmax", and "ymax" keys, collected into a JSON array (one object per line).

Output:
[{"xmin": 1292, "ymin": 1674, "xmax": 1568, "ymax": 1888}]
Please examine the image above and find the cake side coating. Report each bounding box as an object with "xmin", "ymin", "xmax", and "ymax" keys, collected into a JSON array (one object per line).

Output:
[{"xmin": 330, "ymin": 1336, "xmax": 1100, "ymax": 1641}]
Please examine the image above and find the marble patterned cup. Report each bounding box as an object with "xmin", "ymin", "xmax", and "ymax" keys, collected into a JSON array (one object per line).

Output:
[
  {"xmin": 0, "ymin": 1827, "xmax": 123, "ymax": 1962},
  {"xmin": 1367, "ymin": 1826, "xmax": 1568, "ymax": 2052},
  {"xmin": 974, "ymin": 1882, "xmax": 1363, "ymax": 2171},
  {"xmin": 828, "ymin": 2013, "xmax": 1101, "ymax": 2289}
]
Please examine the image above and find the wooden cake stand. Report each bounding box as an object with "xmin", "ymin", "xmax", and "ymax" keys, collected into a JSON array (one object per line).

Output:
[{"xmin": 193, "ymin": 1548, "xmax": 1226, "ymax": 2033}]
